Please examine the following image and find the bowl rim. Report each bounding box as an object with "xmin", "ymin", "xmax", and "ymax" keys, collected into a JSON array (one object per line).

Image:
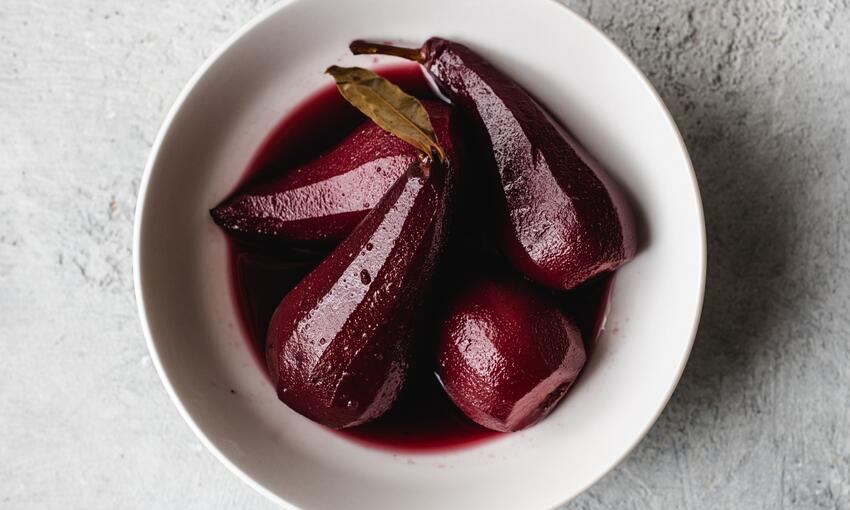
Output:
[{"xmin": 133, "ymin": 0, "xmax": 706, "ymax": 508}]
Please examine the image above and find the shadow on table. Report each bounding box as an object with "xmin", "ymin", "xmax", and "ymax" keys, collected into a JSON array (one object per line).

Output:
[{"xmin": 657, "ymin": 89, "xmax": 806, "ymax": 424}]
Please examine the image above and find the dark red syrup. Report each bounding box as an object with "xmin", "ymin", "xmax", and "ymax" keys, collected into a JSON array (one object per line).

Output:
[{"xmin": 225, "ymin": 64, "xmax": 613, "ymax": 452}]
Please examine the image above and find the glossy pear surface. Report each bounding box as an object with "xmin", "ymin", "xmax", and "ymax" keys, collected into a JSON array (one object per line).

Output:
[
  {"xmin": 437, "ymin": 276, "xmax": 586, "ymax": 432},
  {"xmin": 421, "ymin": 37, "xmax": 635, "ymax": 289},
  {"xmin": 212, "ymin": 100, "xmax": 454, "ymax": 245},
  {"xmin": 266, "ymin": 158, "xmax": 454, "ymax": 429}
]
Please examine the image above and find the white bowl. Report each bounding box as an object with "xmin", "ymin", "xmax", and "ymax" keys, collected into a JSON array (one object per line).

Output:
[{"xmin": 133, "ymin": 0, "xmax": 705, "ymax": 508}]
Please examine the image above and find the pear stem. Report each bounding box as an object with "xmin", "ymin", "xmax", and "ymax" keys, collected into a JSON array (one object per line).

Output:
[
  {"xmin": 414, "ymin": 153, "xmax": 433, "ymax": 178},
  {"xmin": 350, "ymin": 40, "xmax": 424, "ymax": 63}
]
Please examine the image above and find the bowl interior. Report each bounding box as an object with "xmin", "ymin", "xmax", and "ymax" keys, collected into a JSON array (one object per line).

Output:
[{"xmin": 134, "ymin": 0, "xmax": 705, "ymax": 509}]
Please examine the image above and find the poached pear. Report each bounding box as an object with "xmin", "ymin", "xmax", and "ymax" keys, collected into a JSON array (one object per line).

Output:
[
  {"xmin": 351, "ymin": 38, "xmax": 636, "ymax": 290},
  {"xmin": 437, "ymin": 275, "xmax": 586, "ymax": 432},
  {"xmin": 266, "ymin": 157, "xmax": 454, "ymax": 428},
  {"xmin": 211, "ymin": 100, "xmax": 455, "ymax": 246}
]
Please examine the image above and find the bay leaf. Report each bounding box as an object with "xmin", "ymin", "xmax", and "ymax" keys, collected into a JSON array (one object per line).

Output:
[{"xmin": 326, "ymin": 66, "xmax": 446, "ymax": 163}]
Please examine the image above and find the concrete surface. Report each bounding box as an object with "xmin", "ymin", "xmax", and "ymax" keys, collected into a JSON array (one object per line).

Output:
[{"xmin": 1, "ymin": 1, "xmax": 848, "ymax": 508}]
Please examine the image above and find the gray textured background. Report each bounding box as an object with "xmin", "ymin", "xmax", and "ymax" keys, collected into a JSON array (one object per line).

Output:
[{"xmin": 2, "ymin": 1, "xmax": 849, "ymax": 508}]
